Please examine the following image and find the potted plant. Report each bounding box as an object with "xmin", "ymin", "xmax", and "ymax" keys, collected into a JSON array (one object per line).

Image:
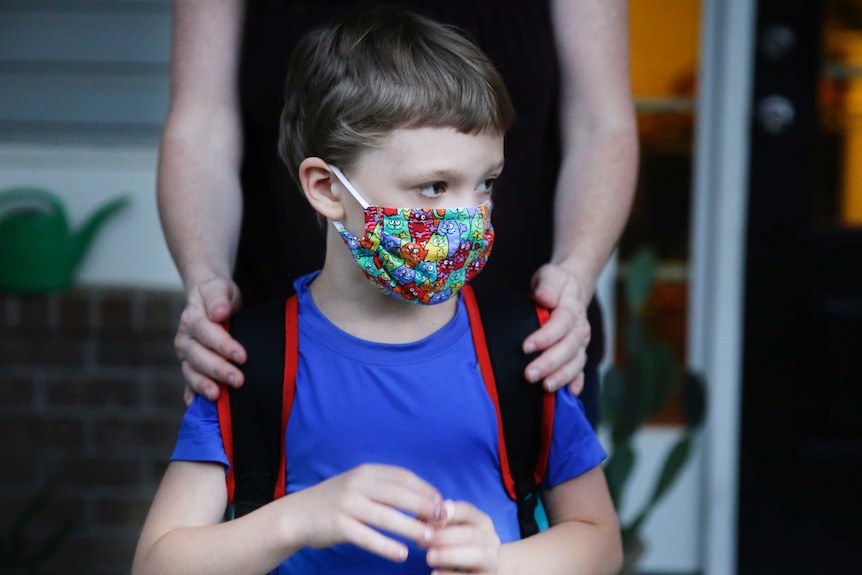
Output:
[
  {"xmin": 601, "ymin": 247, "xmax": 707, "ymax": 573},
  {"xmin": 0, "ymin": 482, "xmax": 75, "ymax": 575}
]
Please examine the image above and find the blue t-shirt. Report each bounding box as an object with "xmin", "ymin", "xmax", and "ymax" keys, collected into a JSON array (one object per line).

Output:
[{"xmin": 172, "ymin": 272, "xmax": 605, "ymax": 574}]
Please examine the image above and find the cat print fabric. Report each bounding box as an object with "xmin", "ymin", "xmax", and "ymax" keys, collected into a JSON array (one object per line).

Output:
[{"xmin": 333, "ymin": 202, "xmax": 494, "ymax": 304}]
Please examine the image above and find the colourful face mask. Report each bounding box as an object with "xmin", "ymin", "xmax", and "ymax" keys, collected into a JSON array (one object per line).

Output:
[{"xmin": 329, "ymin": 165, "xmax": 494, "ymax": 305}]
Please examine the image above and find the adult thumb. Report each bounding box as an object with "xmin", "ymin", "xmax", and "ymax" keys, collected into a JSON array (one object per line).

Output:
[
  {"xmin": 201, "ymin": 278, "xmax": 242, "ymax": 322},
  {"xmin": 530, "ymin": 264, "xmax": 566, "ymax": 309}
]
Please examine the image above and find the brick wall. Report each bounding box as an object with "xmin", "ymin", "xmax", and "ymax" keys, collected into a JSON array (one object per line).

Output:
[{"xmin": 0, "ymin": 288, "xmax": 187, "ymax": 575}]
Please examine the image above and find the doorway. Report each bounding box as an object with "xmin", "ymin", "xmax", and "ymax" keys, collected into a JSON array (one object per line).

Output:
[{"xmin": 739, "ymin": 1, "xmax": 862, "ymax": 572}]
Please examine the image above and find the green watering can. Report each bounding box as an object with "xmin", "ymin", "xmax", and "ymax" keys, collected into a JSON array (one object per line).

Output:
[{"xmin": 0, "ymin": 187, "xmax": 130, "ymax": 292}]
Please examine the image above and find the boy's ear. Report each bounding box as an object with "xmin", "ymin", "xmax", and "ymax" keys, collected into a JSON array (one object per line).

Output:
[{"xmin": 298, "ymin": 157, "xmax": 345, "ymax": 221}]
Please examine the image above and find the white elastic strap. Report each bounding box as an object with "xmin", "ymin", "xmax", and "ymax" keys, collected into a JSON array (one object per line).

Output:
[{"xmin": 328, "ymin": 165, "xmax": 370, "ymax": 209}]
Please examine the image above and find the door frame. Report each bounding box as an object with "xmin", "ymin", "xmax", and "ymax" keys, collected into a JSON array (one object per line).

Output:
[{"xmin": 689, "ymin": 1, "xmax": 757, "ymax": 574}]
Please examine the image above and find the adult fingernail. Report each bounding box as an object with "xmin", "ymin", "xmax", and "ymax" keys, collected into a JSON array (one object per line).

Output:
[
  {"xmin": 227, "ymin": 373, "xmax": 238, "ymax": 386},
  {"xmin": 524, "ymin": 342, "xmax": 536, "ymax": 354},
  {"xmin": 526, "ymin": 368, "xmax": 539, "ymax": 382}
]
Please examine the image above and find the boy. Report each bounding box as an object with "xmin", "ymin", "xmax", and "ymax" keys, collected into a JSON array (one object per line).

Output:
[{"xmin": 133, "ymin": 10, "xmax": 621, "ymax": 575}]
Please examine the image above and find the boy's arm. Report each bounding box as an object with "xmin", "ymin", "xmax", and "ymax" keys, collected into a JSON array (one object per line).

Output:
[
  {"xmin": 498, "ymin": 467, "xmax": 623, "ymax": 575},
  {"xmin": 132, "ymin": 461, "xmax": 300, "ymax": 575},
  {"xmin": 133, "ymin": 461, "xmax": 446, "ymax": 575}
]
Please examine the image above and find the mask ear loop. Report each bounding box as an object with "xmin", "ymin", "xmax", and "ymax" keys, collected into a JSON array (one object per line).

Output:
[{"xmin": 329, "ymin": 165, "xmax": 370, "ymax": 209}]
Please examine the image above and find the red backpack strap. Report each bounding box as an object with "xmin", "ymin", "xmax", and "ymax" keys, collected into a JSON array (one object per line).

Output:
[
  {"xmin": 463, "ymin": 284, "xmax": 555, "ymax": 538},
  {"xmin": 274, "ymin": 295, "xmax": 299, "ymax": 500},
  {"xmin": 533, "ymin": 306, "xmax": 554, "ymax": 486},
  {"xmin": 462, "ymin": 285, "xmax": 516, "ymax": 500},
  {"xmin": 216, "ymin": 369, "xmax": 236, "ymax": 503}
]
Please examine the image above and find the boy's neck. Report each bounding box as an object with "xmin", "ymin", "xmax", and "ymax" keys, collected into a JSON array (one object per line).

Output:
[{"xmin": 309, "ymin": 262, "xmax": 459, "ymax": 344}]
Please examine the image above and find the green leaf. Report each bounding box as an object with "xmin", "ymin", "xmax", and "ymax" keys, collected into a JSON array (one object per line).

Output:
[
  {"xmin": 625, "ymin": 510, "xmax": 649, "ymax": 543},
  {"xmin": 8, "ymin": 485, "xmax": 54, "ymax": 553},
  {"xmin": 22, "ymin": 519, "xmax": 76, "ymax": 570},
  {"xmin": 1, "ymin": 480, "xmax": 75, "ymax": 571},
  {"xmin": 647, "ymin": 434, "xmax": 692, "ymax": 510},
  {"xmin": 611, "ymin": 363, "xmax": 645, "ymax": 446},
  {"xmin": 0, "ymin": 537, "xmax": 12, "ymax": 563},
  {"xmin": 682, "ymin": 372, "xmax": 707, "ymax": 429},
  {"xmin": 637, "ymin": 342, "xmax": 678, "ymax": 419},
  {"xmin": 625, "ymin": 312, "xmax": 645, "ymax": 358},
  {"xmin": 624, "ymin": 437, "xmax": 692, "ymax": 543},
  {"xmin": 604, "ymin": 441, "xmax": 636, "ymax": 509},
  {"xmin": 620, "ymin": 524, "xmax": 642, "ymax": 557},
  {"xmin": 625, "ymin": 247, "xmax": 658, "ymax": 313},
  {"xmin": 600, "ymin": 367, "xmax": 627, "ymax": 433}
]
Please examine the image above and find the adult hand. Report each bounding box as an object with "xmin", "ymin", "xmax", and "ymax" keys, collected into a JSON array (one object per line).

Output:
[
  {"xmin": 175, "ymin": 276, "xmax": 246, "ymax": 404},
  {"xmin": 523, "ymin": 263, "xmax": 591, "ymax": 394},
  {"xmin": 424, "ymin": 500, "xmax": 500, "ymax": 575},
  {"xmin": 292, "ymin": 464, "xmax": 444, "ymax": 563}
]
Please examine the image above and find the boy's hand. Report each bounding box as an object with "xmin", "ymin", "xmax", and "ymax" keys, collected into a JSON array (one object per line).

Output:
[
  {"xmin": 424, "ymin": 500, "xmax": 500, "ymax": 575},
  {"xmin": 524, "ymin": 263, "xmax": 591, "ymax": 394},
  {"xmin": 291, "ymin": 464, "xmax": 444, "ymax": 563},
  {"xmin": 175, "ymin": 276, "xmax": 246, "ymax": 404}
]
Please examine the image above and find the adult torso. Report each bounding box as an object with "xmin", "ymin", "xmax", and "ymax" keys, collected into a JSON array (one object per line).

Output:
[{"xmin": 236, "ymin": 0, "xmax": 561, "ymax": 305}]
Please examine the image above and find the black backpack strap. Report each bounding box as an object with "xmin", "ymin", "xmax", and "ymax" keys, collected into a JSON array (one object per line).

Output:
[
  {"xmin": 217, "ymin": 296, "xmax": 298, "ymax": 518},
  {"xmin": 218, "ymin": 285, "xmax": 554, "ymax": 536},
  {"xmin": 463, "ymin": 284, "xmax": 555, "ymax": 538}
]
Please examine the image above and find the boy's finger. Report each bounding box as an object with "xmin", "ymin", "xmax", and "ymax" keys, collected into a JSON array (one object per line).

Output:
[
  {"xmin": 427, "ymin": 544, "xmax": 494, "ymax": 572},
  {"xmin": 439, "ymin": 500, "xmax": 491, "ymax": 527},
  {"xmin": 367, "ymin": 482, "xmax": 443, "ymax": 524},
  {"xmin": 364, "ymin": 466, "xmax": 444, "ymax": 519},
  {"xmin": 353, "ymin": 498, "xmax": 436, "ymax": 547},
  {"xmin": 340, "ymin": 517, "xmax": 410, "ymax": 563},
  {"xmin": 428, "ymin": 525, "xmax": 483, "ymax": 547}
]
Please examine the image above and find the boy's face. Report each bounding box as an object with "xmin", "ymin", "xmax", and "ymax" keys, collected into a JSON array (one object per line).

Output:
[{"xmin": 333, "ymin": 127, "xmax": 504, "ymax": 232}]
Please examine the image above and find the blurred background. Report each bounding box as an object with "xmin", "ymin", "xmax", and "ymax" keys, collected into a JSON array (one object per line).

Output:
[{"xmin": 1, "ymin": 0, "xmax": 860, "ymax": 573}]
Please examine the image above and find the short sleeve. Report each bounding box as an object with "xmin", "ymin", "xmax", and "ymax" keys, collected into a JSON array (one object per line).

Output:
[
  {"xmin": 170, "ymin": 395, "xmax": 230, "ymax": 469},
  {"xmin": 541, "ymin": 388, "xmax": 607, "ymax": 489}
]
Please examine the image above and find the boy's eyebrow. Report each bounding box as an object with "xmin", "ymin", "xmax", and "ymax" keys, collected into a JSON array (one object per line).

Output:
[
  {"xmin": 410, "ymin": 161, "xmax": 505, "ymax": 182},
  {"xmin": 409, "ymin": 168, "xmax": 465, "ymax": 182}
]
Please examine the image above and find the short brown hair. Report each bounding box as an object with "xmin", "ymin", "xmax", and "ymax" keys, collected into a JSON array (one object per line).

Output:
[{"xmin": 278, "ymin": 8, "xmax": 515, "ymax": 183}]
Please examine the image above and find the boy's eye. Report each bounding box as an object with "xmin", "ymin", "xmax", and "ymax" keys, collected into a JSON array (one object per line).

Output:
[
  {"xmin": 477, "ymin": 178, "xmax": 496, "ymax": 193},
  {"xmin": 418, "ymin": 182, "xmax": 447, "ymax": 198}
]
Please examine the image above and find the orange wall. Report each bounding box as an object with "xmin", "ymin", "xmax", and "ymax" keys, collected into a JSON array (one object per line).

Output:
[{"xmin": 630, "ymin": 0, "xmax": 700, "ymax": 98}]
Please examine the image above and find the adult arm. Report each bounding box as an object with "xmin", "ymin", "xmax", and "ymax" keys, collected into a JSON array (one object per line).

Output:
[
  {"xmin": 160, "ymin": 0, "xmax": 248, "ymax": 401},
  {"xmin": 525, "ymin": 0, "xmax": 639, "ymax": 392}
]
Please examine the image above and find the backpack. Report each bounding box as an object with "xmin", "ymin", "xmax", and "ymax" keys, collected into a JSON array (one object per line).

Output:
[{"xmin": 216, "ymin": 283, "xmax": 555, "ymax": 538}]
